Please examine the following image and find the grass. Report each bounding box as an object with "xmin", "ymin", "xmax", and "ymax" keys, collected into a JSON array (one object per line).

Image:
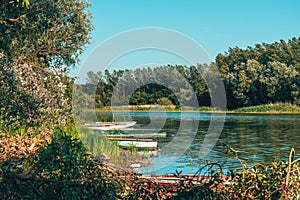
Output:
[
  {"xmin": 232, "ymin": 102, "xmax": 300, "ymax": 114},
  {"xmin": 73, "ymin": 125, "xmax": 152, "ymax": 171},
  {"xmin": 90, "ymin": 106, "xmax": 221, "ymax": 113},
  {"xmin": 88, "ymin": 102, "xmax": 300, "ymax": 114},
  {"xmin": 74, "ymin": 125, "xmax": 121, "ymax": 162}
]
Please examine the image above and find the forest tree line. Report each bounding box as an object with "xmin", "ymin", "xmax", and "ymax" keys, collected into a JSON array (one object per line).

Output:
[{"xmin": 78, "ymin": 37, "xmax": 300, "ymax": 109}]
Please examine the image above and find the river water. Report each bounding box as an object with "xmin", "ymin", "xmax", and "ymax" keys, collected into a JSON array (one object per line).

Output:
[{"xmin": 119, "ymin": 112, "xmax": 300, "ymax": 174}]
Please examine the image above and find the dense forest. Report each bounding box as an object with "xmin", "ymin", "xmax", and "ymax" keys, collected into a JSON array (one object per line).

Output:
[{"xmin": 79, "ymin": 37, "xmax": 300, "ymax": 109}]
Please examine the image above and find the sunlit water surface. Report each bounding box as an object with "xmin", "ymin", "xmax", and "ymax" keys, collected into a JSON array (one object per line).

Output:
[{"xmin": 94, "ymin": 112, "xmax": 300, "ymax": 174}]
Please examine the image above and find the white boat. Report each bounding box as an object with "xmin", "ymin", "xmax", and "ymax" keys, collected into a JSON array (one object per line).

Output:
[
  {"xmin": 85, "ymin": 121, "xmax": 137, "ymax": 130},
  {"xmin": 106, "ymin": 132, "xmax": 167, "ymax": 139},
  {"xmin": 118, "ymin": 140, "xmax": 158, "ymax": 150}
]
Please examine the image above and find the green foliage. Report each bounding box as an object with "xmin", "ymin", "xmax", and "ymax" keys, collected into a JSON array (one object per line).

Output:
[
  {"xmin": 0, "ymin": 0, "xmax": 93, "ymax": 69},
  {"xmin": 130, "ymin": 83, "xmax": 179, "ymax": 106},
  {"xmin": 81, "ymin": 65, "xmax": 210, "ymax": 108},
  {"xmin": 167, "ymin": 167, "xmax": 224, "ymax": 200},
  {"xmin": 0, "ymin": 0, "xmax": 93, "ymax": 128},
  {"xmin": 0, "ymin": 63, "xmax": 72, "ymax": 129},
  {"xmin": 218, "ymin": 147, "xmax": 300, "ymax": 199},
  {"xmin": 126, "ymin": 143, "xmax": 137, "ymax": 155},
  {"xmin": 0, "ymin": 127, "xmax": 121, "ymax": 199},
  {"xmin": 216, "ymin": 37, "xmax": 300, "ymax": 109},
  {"xmin": 80, "ymin": 37, "xmax": 300, "ymax": 110},
  {"xmin": 0, "ymin": 63, "xmax": 39, "ymax": 128},
  {"xmin": 198, "ymin": 106, "xmax": 218, "ymax": 112},
  {"xmin": 157, "ymin": 97, "xmax": 174, "ymax": 106},
  {"xmin": 75, "ymin": 125, "xmax": 122, "ymax": 164},
  {"xmin": 233, "ymin": 102, "xmax": 300, "ymax": 113}
]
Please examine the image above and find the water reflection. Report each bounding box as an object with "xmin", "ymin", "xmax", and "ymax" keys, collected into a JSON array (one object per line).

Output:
[
  {"xmin": 87, "ymin": 112, "xmax": 300, "ymax": 174},
  {"xmin": 132, "ymin": 113, "xmax": 300, "ymax": 174}
]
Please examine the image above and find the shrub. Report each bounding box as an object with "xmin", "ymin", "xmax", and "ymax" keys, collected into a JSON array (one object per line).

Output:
[{"xmin": 0, "ymin": 127, "xmax": 121, "ymax": 199}]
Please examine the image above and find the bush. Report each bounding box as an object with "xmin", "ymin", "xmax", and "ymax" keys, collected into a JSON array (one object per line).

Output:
[
  {"xmin": 0, "ymin": 63, "xmax": 71, "ymax": 130},
  {"xmin": 0, "ymin": 127, "xmax": 121, "ymax": 199},
  {"xmin": 233, "ymin": 102, "xmax": 300, "ymax": 113},
  {"xmin": 220, "ymin": 148, "xmax": 300, "ymax": 199},
  {"xmin": 157, "ymin": 98, "xmax": 175, "ymax": 107}
]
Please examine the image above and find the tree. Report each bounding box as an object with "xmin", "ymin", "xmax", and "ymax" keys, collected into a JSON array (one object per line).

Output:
[
  {"xmin": 157, "ymin": 97, "xmax": 174, "ymax": 107},
  {"xmin": 216, "ymin": 37, "xmax": 300, "ymax": 108},
  {"xmin": 260, "ymin": 61, "xmax": 299, "ymax": 102},
  {"xmin": 1, "ymin": 0, "xmax": 93, "ymax": 69},
  {"xmin": 0, "ymin": 0, "xmax": 93, "ymax": 127}
]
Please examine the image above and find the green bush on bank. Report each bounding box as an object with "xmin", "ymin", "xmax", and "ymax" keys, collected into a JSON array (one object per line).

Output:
[
  {"xmin": 232, "ymin": 102, "xmax": 300, "ymax": 113},
  {"xmin": 217, "ymin": 147, "xmax": 300, "ymax": 199},
  {"xmin": 91, "ymin": 103, "xmax": 300, "ymax": 113},
  {"xmin": 0, "ymin": 127, "xmax": 122, "ymax": 199}
]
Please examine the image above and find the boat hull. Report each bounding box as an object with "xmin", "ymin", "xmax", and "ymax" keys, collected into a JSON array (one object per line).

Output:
[
  {"xmin": 118, "ymin": 140, "xmax": 158, "ymax": 150},
  {"xmin": 85, "ymin": 121, "xmax": 137, "ymax": 130}
]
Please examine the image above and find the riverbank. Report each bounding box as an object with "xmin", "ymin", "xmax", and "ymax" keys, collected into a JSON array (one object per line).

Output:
[
  {"xmin": 1, "ymin": 126, "xmax": 299, "ymax": 199},
  {"xmin": 89, "ymin": 102, "xmax": 300, "ymax": 114},
  {"xmin": 1, "ymin": 123, "xmax": 300, "ymax": 198}
]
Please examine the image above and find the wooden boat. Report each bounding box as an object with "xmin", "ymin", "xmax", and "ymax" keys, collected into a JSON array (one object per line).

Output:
[
  {"xmin": 111, "ymin": 128, "xmax": 166, "ymax": 134},
  {"xmin": 105, "ymin": 132, "xmax": 167, "ymax": 139},
  {"xmin": 85, "ymin": 121, "xmax": 137, "ymax": 130},
  {"xmin": 110, "ymin": 138, "xmax": 158, "ymax": 150}
]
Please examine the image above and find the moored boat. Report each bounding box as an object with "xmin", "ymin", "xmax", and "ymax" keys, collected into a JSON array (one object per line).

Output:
[
  {"xmin": 115, "ymin": 138, "xmax": 158, "ymax": 150},
  {"xmin": 105, "ymin": 132, "xmax": 166, "ymax": 139},
  {"xmin": 85, "ymin": 121, "xmax": 137, "ymax": 130}
]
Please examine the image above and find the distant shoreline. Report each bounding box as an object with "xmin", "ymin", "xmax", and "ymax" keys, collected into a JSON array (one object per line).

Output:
[{"xmin": 85, "ymin": 103, "xmax": 300, "ymax": 114}]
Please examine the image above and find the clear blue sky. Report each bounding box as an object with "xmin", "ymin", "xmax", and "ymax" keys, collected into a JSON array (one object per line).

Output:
[{"xmin": 71, "ymin": 0, "xmax": 300, "ymax": 80}]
